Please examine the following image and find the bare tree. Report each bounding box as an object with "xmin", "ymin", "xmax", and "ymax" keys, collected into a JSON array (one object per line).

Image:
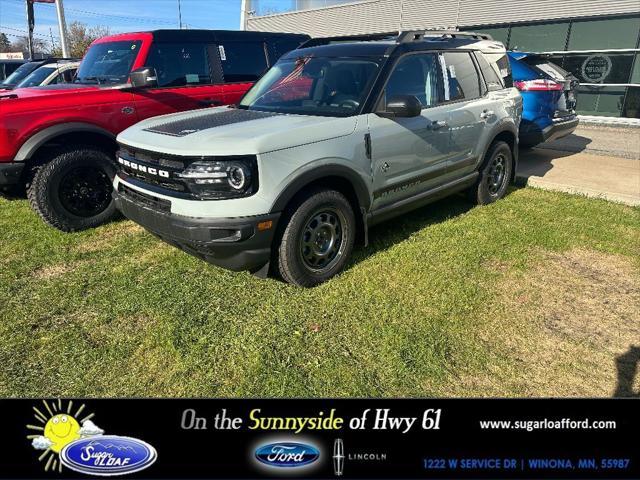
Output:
[
  {"xmin": 0, "ymin": 33, "xmax": 11, "ymax": 53},
  {"xmin": 51, "ymin": 21, "xmax": 111, "ymax": 58},
  {"xmin": 9, "ymin": 36, "xmax": 49, "ymax": 57}
]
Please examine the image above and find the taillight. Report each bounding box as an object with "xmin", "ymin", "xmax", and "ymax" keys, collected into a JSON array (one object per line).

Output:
[{"xmin": 514, "ymin": 79, "xmax": 563, "ymax": 91}]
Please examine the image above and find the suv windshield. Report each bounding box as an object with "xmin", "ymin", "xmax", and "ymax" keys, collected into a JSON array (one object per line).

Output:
[
  {"xmin": 239, "ymin": 56, "xmax": 381, "ymax": 116},
  {"xmin": 1, "ymin": 61, "xmax": 39, "ymax": 86},
  {"xmin": 15, "ymin": 66, "xmax": 57, "ymax": 88},
  {"xmin": 75, "ymin": 40, "xmax": 141, "ymax": 85}
]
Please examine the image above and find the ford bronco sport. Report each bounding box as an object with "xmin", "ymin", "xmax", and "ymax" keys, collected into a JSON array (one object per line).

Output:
[
  {"xmin": 0, "ymin": 29, "xmax": 308, "ymax": 231},
  {"xmin": 114, "ymin": 31, "xmax": 522, "ymax": 287}
]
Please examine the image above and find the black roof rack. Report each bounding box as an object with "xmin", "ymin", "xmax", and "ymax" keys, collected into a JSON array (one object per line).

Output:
[{"xmin": 300, "ymin": 29, "xmax": 493, "ymax": 49}]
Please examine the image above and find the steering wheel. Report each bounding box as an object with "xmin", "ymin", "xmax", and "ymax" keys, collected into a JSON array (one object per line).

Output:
[{"xmin": 339, "ymin": 99, "xmax": 360, "ymax": 110}]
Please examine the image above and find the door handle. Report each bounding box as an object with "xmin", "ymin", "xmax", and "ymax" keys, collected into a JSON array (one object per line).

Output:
[
  {"xmin": 430, "ymin": 120, "xmax": 448, "ymax": 130},
  {"xmin": 199, "ymin": 98, "xmax": 223, "ymax": 107},
  {"xmin": 480, "ymin": 109, "xmax": 495, "ymax": 119}
]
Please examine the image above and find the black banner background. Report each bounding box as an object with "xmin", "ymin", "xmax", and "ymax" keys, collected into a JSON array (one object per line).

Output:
[{"xmin": 2, "ymin": 398, "xmax": 638, "ymax": 479}]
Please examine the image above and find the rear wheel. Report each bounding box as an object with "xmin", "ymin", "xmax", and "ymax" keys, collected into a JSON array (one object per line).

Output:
[
  {"xmin": 27, "ymin": 146, "xmax": 118, "ymax": 232},
  {"xmin": 469, "ymin": 140, "xmax": 513, "ymax": 205},
  {"xmin": 276, "ymin": 188, "xmax": 356, "ymax": 287}
]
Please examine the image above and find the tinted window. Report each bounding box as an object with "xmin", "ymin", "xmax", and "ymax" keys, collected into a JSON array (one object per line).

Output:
[
  {"xmin": 441, "ymin": 52, "xmax": 481, "ymax": 101},
  {"xmin": 474, "ymin": 27, "xmax": 510, "ymax": 47},
  {"xmin": 76, "ymin": 40, "xmax": 142, "ymax": 85},
  {"xmin": 569, "ymin": 17, "xmax": 639, "ymax": 51},
  {"xmin": 2, "ymin": 61, "xmax": 39, "ymax": 86},
  {"xmin": 561, "ymin": 53, "xmax": 634, "ymax": 84},
  {"xmin": 146, "ymin": 43, "xmax": 211, "ymax": 87},
  {"xmin": 15, "ymin": 66, "xmax": 56, "ymax": 88},
  {"xmin": 219, "ymin": 41, "xmax": 267, "ymax": 83},
  {"xmin": 385, "ymin": 53, "xmax": 440, "ymax": 107},
  {"xmin": 509, "ymin": 22, "xmax": 569, "ymax": 52},
  {"xmin": 475, "ymin": 52, "xmax": 504, "ymax": 91},
  {"xmin": 270, "ymin": 38, "xmax": 305, "ymax": 61}
]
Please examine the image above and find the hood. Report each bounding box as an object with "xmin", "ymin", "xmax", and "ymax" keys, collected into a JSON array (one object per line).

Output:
[
  {"xmin": 117, "ymin": 107, "xmax": 359, "ymax": 156},
  {"xmin": 0, "ymin": 83, "xmax": 97, "ymax": 100}
]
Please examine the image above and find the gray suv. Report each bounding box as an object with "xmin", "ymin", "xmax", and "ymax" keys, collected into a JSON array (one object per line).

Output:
[{"xmin": 114, "ymin": 31, "xmax": 522, "ymax": 287}]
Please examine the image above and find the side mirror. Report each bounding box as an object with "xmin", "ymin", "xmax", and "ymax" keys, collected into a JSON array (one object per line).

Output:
[
  {"xmin": 379, "ymin": 95, "xmax": 422, "ymax": 118},
  {"xmin": 129, "ymin": 67, "xmax": 158, "ymax": 89}
]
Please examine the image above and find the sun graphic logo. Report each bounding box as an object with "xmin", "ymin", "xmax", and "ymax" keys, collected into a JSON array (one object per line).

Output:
[{"xmin": 27, "ymin": 399, "xmax": 104, "ymax": 473}]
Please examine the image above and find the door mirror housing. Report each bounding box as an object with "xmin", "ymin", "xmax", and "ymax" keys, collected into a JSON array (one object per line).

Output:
[
  {"xmin": 378, "ymin": 95, "xmax": 422, "ymax": 118},
  {"xmin": 129, "ymin": 67, "xmax": 158, "ymax": 89}
]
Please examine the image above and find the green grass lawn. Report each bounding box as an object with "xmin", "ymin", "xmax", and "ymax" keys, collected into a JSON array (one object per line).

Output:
[{"xmin": 1, "ymin": 187, "xmax": 638, "ymax": 398}]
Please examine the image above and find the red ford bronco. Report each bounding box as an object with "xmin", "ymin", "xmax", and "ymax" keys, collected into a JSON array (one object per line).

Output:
[{"xmin": 0, "ymin": 29, "xmax": 308, "ymax": 231}]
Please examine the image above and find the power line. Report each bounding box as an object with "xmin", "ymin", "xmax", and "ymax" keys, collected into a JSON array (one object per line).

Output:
[
  {"xmin": 0, "ymin": 24, "xmax": 60, "ymax": 39},
  {"xmin": 1, "ymin": 0, "xmax": 182, "ymax": 26}
]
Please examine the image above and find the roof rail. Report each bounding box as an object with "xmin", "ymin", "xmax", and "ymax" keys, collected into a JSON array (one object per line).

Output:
[
  {"xmin": 299, "ymin": 31, "xmax": 400, "ymax": 48},
  {"xmin": 398, "ymin": 30, "xmax": 493, "ymax": 42},
  {"xmin": 298, "ymin": 29, "xmax": 494, "ymax": 49}
]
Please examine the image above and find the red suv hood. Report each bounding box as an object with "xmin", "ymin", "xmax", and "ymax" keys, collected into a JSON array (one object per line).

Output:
[{"xmin": 0, "ymin": 83, "xmax": 99, "ymax": 100}]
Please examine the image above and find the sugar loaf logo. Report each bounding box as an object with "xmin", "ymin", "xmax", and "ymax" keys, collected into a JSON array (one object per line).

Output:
[
  {"xmin": 27, "ymin": 400, "xmax": 156, "ymax": 475},
  {"xmin": 255, "ymin": 441, "xmax": 320, "ymax": 468}
]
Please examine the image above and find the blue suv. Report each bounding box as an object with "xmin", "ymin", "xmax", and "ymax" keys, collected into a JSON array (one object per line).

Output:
[{"xmin": 509, "ymin": 52, "xmax": 579, "ymax": 147}]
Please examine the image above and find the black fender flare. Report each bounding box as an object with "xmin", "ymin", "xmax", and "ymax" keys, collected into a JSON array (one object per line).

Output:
[
  {"xmin": 14, "ymin": 122, "xmax": 116, "ymax": 162},
  {"xmin": 270, "ymin": 163, "xmax": 372, "ymax": 214}
]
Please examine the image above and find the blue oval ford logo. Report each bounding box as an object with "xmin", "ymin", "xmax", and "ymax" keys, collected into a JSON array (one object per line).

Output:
[
  {"xmin": 60, "ymin": 435, "xmax": 157, "ymax": 476},
  {"xmin": 255, "ymin": 442, "xmax": 320, "ymax": 468}
]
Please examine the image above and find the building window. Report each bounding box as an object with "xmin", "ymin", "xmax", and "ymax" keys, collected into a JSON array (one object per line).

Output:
[
  {"xmin": 577, "ymin": 86, "xmax": 627, "ymax": 117},
  {"xmin": 474, "ymin": 26, "xmax": 510, "ymax": 46},
  {"xmin": 509, "ymin": 22, "xmax": 570, "ymax": 52},
  {"xmin": 560, "ymin": 53, "xmax": 636, "ymax": 85},
  {"xmin": 568, "ymin": 17, "xmax": 640, "ymax": 51}
]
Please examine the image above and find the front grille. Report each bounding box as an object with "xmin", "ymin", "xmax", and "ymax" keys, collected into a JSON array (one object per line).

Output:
[
  {"xmin": 117, "ymin": 146, "xmax": 190, "ymax": 194},
  {"xmin": 118, "ymin": 183, "xmax": 171, "ymax": 213}
]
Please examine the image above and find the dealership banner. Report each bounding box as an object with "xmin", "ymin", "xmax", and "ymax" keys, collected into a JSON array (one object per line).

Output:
[{"xmin": 3, "ymin": 399, "xmax": 638, "ymax": 479}]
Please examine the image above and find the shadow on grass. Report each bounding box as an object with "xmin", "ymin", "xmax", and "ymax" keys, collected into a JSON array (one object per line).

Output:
[
  {"xmin": 349, "ymin": 194, "xmax": 475, "ymax": 265},
  {"xmin": 614, "ymin": 346, "xmax": 640, "ymax": 398}
]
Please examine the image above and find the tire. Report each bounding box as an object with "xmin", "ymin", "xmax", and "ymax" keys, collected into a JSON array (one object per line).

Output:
[
  {"xmin": 275, "ymin": 188, "xmax": 356, "ymax": 287},
  {"xmin": 468, "ymin": 140, "xmax": 513, "ymax": 205},
  {"xmin": 27, "ymin": 146, "xmax": 118, "ymax": 232}
]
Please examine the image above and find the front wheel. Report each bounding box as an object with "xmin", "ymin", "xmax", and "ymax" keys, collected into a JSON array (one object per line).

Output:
[
  {"xmin": 275, "ymin": 189, "xmax": 356, "ymax": 287},
  {"xmin": 469, "ymin": 140, "xmax": 513, "ymax": 205},
  {"xmin": 27, "ymin": 146, "xmax": 118, "ymax": 232}
]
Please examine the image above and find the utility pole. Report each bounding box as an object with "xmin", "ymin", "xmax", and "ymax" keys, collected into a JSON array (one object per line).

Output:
[
  {"xmin": 25, "ymin": 0, "xmax": 35, "ymax": 59},
  {"xmin": 55, "ymin": 0, "xmax": 70, "ymax": 57},
  {"xmin": 239, "ymin": 0, "xmax": 248, "ymax": 31},
  {"xmin": 177, "ymin": 0, "xmax": 183, "ymax": 29}
]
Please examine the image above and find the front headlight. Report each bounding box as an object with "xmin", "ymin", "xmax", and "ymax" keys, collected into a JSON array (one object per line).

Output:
[{"xmin": 176, "ymin": 156, "xmax": 258, "ymax": 199}]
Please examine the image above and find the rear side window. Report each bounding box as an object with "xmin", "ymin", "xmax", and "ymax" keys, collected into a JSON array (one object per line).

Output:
[
  {"xmin": 496, "ymin": 54, "xmax": 513, "ymax": 88},
  {"xmin": 475, "ymin": 52, "xmax": 504, "ymax": 92},
  {"xmin": 522, "ymin": 55, "xmax": 570, "ymax": 81},
  {"xmin": 219, "ymin": 41, "xmax": 268, "ymax": 83},
  {"xmin": 146, "ymin": 43, "xmax": 212, "ymax": 87},
  {"xmin": 269, "ymin": 38, "xmax": 305, "ymax": 62},
  {"xmin": 440, "ymin": 52, "xmax": 481, "ymax": 101}
]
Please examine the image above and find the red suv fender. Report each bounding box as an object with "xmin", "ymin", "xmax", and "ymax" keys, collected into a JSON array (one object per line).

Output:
[{"xmin": 14, "ymin": 122, "xmax": 116, "ymax": 162}]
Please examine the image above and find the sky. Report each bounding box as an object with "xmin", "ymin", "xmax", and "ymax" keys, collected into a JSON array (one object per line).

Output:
[{"xmin": 0, "ymin": 0, "xmax": 305, "ymax": 51}]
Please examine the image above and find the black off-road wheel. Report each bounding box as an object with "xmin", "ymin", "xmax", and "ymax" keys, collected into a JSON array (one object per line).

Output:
[
  {"xmin": 469, "ymin": 140, "xmax": 513, "ymax": 205},
  {"xmin": 27, "ymin": 146, "xmax": 118, "ymax": 232},
  {"xmin": 275, "ymin": 188, "xmax": 356, "ymax": 287}
]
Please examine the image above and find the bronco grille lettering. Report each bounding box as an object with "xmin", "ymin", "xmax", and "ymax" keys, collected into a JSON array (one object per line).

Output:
[{"xmin": 118, "ymin": 158, "xmax": 170, "ymax": 178}]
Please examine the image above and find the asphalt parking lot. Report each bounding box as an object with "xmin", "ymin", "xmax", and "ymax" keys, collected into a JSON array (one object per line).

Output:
[{"xmin": 517, "ymin": 124, "xmax": 640, "ymax": 206}]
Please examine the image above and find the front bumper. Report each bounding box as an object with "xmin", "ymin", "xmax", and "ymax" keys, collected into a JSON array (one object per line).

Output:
[
  {"xmin": 0, "ymin": 162, "xmax": 24, "ymax": 186},
  {"xmin": 520, "ymin": 116, "xmax": 579, "ymax": 147},
  {"xmin": 113, "ymin": 185, "xmax": 280, "ymax": 273}
]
